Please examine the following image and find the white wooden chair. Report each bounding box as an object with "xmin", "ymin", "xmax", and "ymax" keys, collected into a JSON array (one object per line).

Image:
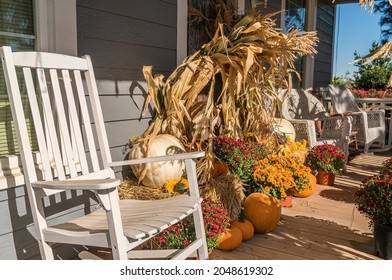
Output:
[
  {"xmin": 0, "ymin": 46, "xmax": 208, "ymax": 260},
  {"xmin": 280, "ymin": 89, "xmax": 352, "ymax": 168},
  {"xmin": 328, "ymin": 84, "xmax": 386, "ymax": 153}
]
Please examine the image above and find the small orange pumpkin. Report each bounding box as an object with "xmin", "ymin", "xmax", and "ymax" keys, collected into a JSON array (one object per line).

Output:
[
  {"xmin": 210, "ymin": 161, "xmax": 229, "ymax": 178},
  {"xmin": 294, "ymin": 173, "xmax": 317, "ymax": 198},
  {"xmin": 231, "ymin": 214, "xmax": 254, "ymax": 241},
  {"xmin": 243, "ymin": 193, "xmax": 281, "ymax": 234},
  {"xmin": 217, "ymin": 226, "xmax": 242, "ymax": 251}
]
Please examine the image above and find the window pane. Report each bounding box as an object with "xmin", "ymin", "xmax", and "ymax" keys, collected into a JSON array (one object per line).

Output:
[
  {"xmin": 0, "ymin": 0, "xmax": 34, "ymax": 36},
  {"xmin": 285, "ymin": 0, "xmax": 306, "ymax": 88},
  {"xmin": 0, "ymin": 0, "xmax": 36, "ymax": 157},
  {"xmin": 284, "ymin": 0, "xmax": 306, "ymax": 32}
]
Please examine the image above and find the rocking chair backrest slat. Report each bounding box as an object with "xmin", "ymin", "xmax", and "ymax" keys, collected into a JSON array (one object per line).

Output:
[
  {"xmin": 73, "ymin": 70, "xmax": 100, "ymax": 172},
  {"xmin": 23, "ymin": 67, "xmax": 53, "ymax": 181},
  {"xmin": 49, "ymin": 69, "xmax": 78, "ymax": 178},
  {"xmin": 84, "ymin": 57, "xmax": 113, "ymax": 169},
  {"xmin": 62, "ymin": 70, "xmax": 89, "ymax": 175},
  {"xmin": 0, "ymin": 46, "xmax": 113, "ymax": 194},
  {"xmin": 36, "ymin": 68, "xmax": 67, "ymax": 181}
]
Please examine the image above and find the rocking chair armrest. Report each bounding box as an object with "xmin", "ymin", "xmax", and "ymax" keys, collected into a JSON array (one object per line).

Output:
[
  {"xmin": 109, "ymin": 151, "xmax": 205, "ymax": 167},
  {"xmin": 31, "ymin": 178, "xmax": 120, "ymax": 191}
]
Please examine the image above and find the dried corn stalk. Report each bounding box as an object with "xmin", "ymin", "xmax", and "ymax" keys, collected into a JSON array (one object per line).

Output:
[{"xmin": 139, "ymin": 5, "xmax": 318, "ymax": 183}]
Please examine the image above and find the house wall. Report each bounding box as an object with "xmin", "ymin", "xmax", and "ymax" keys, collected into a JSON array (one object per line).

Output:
[
  {"xmin": 0, "ymin": 187, "xmax": 98, "ymax": 259},
  {"xmin": 313, "ymin": 0, "xmax": 335, "ymax": 89},
  {"xmin": 0, "ymin": 0, "xmax": 178, "ymax": 260},
  {"xmin": 76, "ymin": 0, "xmax": 178, "ymax": 177},
  {"xmin": 245, "ymin": 0, "xmax": 283, "ymax": 28}
]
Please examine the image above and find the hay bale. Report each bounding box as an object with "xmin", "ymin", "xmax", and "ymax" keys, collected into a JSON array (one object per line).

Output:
[
  {"xmin": 201, "ymin": 174, "xmax": 245, "ymax": 221},
  {"xmin": 118, "ymin": 178, "xmax": 178, "ymax": 200}
]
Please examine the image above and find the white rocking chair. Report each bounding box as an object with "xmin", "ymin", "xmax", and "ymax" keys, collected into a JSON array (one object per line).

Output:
[
  {"xmin": 328, "ymin": 84, "xmax": 386, "ymax": 153},
  {"xmin": 0, "ymin": 46, "xmax": 208, "ymax": 260}
]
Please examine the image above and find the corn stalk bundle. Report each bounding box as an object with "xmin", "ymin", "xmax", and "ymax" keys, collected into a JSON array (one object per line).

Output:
[
  {"xmin": 201, "ymin": 174, "xmax": 245, "ymax": 221},
  {"xmin": 140, "ymin": 6, "xmax": 317, "ymax": 183}
]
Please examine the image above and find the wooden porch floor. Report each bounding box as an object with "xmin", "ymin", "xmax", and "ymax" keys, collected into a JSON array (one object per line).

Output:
[{"xmin": 210, "ymin": 150, "xmax": 392, "ymax": 260}]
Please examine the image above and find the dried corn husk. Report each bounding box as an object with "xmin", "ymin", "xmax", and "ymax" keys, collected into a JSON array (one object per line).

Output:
[{"xmin": 139, "ymin": 3, "xmax": 318, "ymax": 183}]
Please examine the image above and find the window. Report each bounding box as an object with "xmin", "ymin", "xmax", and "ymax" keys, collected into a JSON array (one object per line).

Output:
[
  {"xmin": 0, "ymin": 0, "xmax": 37, "ymax": 156},
  {"xmin": 284, "ymin": 0, "xmax": 306, "ymax": 88}
]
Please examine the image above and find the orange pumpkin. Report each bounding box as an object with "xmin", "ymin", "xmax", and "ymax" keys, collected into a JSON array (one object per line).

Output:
[
  {"xmin": 294, "ymin": 173, "xmax": 317, "ymax": 198},
  {"xmin": 232, "ymin": 218, "xmax": 254, "ymax": 241},
  {"xmin": 243, "ymin": 193, "xmax": 281, "ymax": 233},
  {"xmin": 210, "ymin": 161, "xmax": 229, "ymax": 178},
  {"xmin": 217, "ymin": 226, "xmax": 243, "ymax": 251}
]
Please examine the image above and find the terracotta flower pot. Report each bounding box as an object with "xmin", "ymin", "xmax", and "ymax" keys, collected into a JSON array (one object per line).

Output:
[
  {"xmin": 279, "ymin": 196, "xmax": 293, "ymax": 207},
  {"xmin": 316, "ymin": 170, "xmax": 335, "ymax": 186}
]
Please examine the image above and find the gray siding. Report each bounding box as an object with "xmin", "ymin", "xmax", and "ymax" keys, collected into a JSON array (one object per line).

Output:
[
  {"xmin": 0, "ymin": 186, "xmax": 99, "ymax": 259},
  {"xmin": 248, "ymin": 0, "xmax": 283, "ymax": 29},
  {"xmin": 77, "ymin": 0, "xmax": 178, "ymax": 175},
  {"xmin": 313, "ymin": 0, "xmax": 334, "ymax": 88}
]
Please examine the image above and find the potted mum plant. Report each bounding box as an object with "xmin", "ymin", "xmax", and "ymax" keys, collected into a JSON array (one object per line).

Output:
[
  {"xmin": 305, "ymin": 144, "xmax": 346, "ymax": 186},
  {"xmin": 354, "ymin": 158, "xmax": 392, "ymax": 260},
  {"xmin": 159, "ymin": 197, "xmax": 230, "ymax": 254},
  {"xmin": 212, "ymin": 136, "xmax": 267, "ymax": 193},
  {"xmin": 252, "ymin": 154, "xmax": 311, "ymax": 207}
]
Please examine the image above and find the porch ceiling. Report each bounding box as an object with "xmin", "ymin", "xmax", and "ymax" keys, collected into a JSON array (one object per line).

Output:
[{"xmin": 332, "ymin": 0, "xmax": 381, "ymax": 4}]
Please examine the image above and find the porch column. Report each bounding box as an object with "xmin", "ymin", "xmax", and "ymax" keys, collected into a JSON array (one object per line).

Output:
[{"xmin": 303, "ymin": 0, "xmax": 318, "ymax": 89}]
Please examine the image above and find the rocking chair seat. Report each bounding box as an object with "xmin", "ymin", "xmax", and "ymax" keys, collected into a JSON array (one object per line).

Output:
[{"xmin": 43, "ymin": 195, "xmax": 201, "ymax": 246}]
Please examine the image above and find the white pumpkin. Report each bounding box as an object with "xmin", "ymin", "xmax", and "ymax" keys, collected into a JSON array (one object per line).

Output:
[
  {"xmin": 273, "ymin": 118, "xmax": 296, "ymax": 140},
  {"xmin": 130, "ymin": 134, "xmax": 186, "ymax": 187}
]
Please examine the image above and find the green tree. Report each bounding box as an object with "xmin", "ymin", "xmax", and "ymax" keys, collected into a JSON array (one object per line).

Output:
[
  {"xmin": 332, "ymin": 71, "xmax": 353, "ymax": 88},
  {"xmin": 374, "ymin": 0, "xmax": 392, "ymax": 44},
  {"xmin": 353, "ymin": 41, "xmax": 392, "ymax": 89}
]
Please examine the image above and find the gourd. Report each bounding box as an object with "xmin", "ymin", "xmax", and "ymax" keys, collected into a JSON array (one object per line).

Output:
[
  {"xmin": 130, "ymin": 134, "xmax": 185, "ymax": 187},
  {"xmin": 164, "ymin": 178, "xmax": 189, "ymax": 193},
  {"xmin": 294, "ymin": 173, "xmax": 317, "ymax": 198},
  {"xmin": 231, "ymin": 211, "xmax": 254, "ymax": 241},
  {"xmin": 243, "ymin": 193, "xmax": 281, "ymax": 233},
  {"xmin": 217, "ymin": 226, "xmax": 243, "ymax": 251},
  {"xmin": 210, "ymin": 161, "xmax": 229, "ymax": 178}
]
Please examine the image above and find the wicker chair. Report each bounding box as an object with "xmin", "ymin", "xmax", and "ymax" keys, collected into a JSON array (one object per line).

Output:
[
  {"xmin": 280, "ymin": 88, "xmax": 352, "ymax": 161},
  {"xmin": 328, "ymin": 85, "xmax": 385, "ymax": 153}
]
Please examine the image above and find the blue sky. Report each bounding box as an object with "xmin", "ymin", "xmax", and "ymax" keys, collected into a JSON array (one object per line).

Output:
[{"xmin": 333, "ymin": 3, "xmax": 382, "ymax": 78}]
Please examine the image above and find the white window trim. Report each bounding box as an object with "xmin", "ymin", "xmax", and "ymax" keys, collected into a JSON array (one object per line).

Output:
[
  {"xmin": 35, "ymin": 0, "xmax": 77, "ymax": 55},
  {"xmin": 1, "ymin": 0, "xmax": 77, "ymax": 189}
]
